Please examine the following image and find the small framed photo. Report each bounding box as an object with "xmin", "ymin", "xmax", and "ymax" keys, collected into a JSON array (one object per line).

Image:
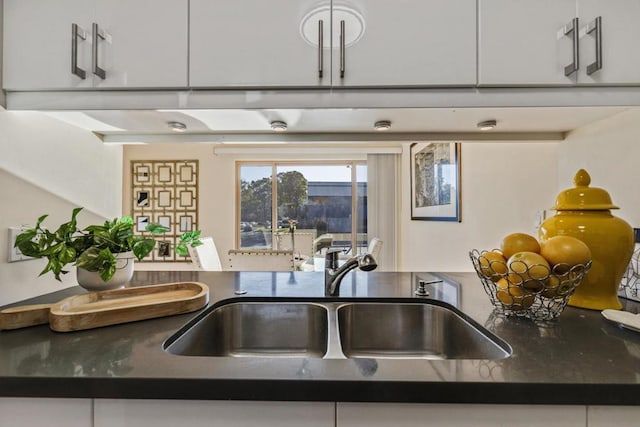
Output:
[
  {"xmin": 135, "ymin": 165, "xmax": 151, "ymax": 182},
  {"xmin": 179, "ymin": 215, "xmax": 192, "ymax": 232},
  {"xmin": 136, "ymin": 216, "xmax": 149, "ymax": 232},
  {"xmin": 158, "ymin": 241, "xmax": 171, "ymax": 257},
  {"xmin": 158, "ymin": 215, "xmax": 171, "ymax": 229},
  {"xmin": 136, "ymin": 191, "xmax": 150, "ymax": 207},
  {"xmin": 410, "ymin": 142, "xmax": 461, "ymax": 222}
]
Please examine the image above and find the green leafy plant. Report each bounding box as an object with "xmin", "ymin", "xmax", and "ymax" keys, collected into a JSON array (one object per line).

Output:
[
  {"xmin": 175, "ymin": 230, "xmax": 203, "ymax": 256},
  {"xmin": 15, "ymin": 207, "xmax": 165, "ymax": 282}
]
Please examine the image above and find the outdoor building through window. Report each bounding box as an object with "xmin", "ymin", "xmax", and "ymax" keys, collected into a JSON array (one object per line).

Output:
[{"xmin": 237, "ymin": 162, "xmax": 367, "ymax": 258}]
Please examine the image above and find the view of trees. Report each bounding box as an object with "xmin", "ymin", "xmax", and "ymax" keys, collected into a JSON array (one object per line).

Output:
[
  {"xmin": 240, "ymin": 171, "xmax": 308, "ymax": 227},
  {"xmin": 277, "ymin": 171, "xmax": 308, "ymax": 221},
  {"xmin": 240, "ymin": 176, "xmax": 272, "ymax": 225}
]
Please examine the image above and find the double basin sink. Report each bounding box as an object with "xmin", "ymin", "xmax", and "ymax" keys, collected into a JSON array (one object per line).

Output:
[{"xmin": 164, "ymin": 297, "xmax": 511, "ymax": 360}]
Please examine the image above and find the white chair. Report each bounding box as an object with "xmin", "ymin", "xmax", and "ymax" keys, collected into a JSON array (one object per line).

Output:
[
  {"xmin": 227, "ymin": 249, "xmax": 294, "ymax": 271},
  {"xmin": 368, "ymin": 237, "xmax": 383, "ymax": 259},
  {"xmin": 622, "ymin": 244, "xmax": 640, "ymax": 298},
  {"xmin": 313, "ymin": 233, "xmax": 334, "ymax": 255},
  {"xmin": 188, "ymin": 237, "xmax": 222, "ymax": 271},
  {"xmin": 277, "ymin": 231, "xmax": 315, "ymax": 259}
]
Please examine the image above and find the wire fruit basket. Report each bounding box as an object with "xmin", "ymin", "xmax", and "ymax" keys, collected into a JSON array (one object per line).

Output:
[{"xmin": 469, "ymin": 249, "xmax": 591, "ymax": 321}]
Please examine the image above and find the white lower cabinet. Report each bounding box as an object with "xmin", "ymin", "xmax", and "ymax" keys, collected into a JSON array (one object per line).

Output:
[
  {"xmin": 337, "ymin": 403, "xmax": 586, "ymax": 427},
  {"xmin": 0, "ymin": 398, "xmax": 93, "ymax": 427},
  {"xmin": 2, "ymin": 398, "xmax": 638, "ymax": 426},
  {"xmin": 587, "ymin": 406, "xmax": 640, "ymax": 427},
  {"xmin": 93, "ymin": 399, "xmax": 335, "ymax": 427}
]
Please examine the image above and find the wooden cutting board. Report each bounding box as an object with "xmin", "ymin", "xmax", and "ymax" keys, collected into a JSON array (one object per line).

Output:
[{"xmin": 0, "ymin": 282, "xmax": 209, "ymax": 332}]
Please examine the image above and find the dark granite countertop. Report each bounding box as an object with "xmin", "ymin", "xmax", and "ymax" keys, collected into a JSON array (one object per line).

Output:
[{"xmin": 1, "ymin": 270, "xmax": 639, "ymax": 405}]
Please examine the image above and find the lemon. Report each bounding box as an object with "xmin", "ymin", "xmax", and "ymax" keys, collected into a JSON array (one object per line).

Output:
[
  {"xmin": 540, "ymin": 235, "xmax": 591, "ymax": 271},
  {"xmin": 500, "ymin": 232, "xmax": 541, "ymax": 259},
  {"xmin": 479, "ymin": 250, "xmax": 508, "ymax": 280},
  {"xmin": 495, "ymin": 278, "xmax": 535, "ymax": 310}
]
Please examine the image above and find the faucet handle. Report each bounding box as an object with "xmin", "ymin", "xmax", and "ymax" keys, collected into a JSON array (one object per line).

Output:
[{"xmin": 325, "ymin": 248, "xmax": 342, "ymax": 269}]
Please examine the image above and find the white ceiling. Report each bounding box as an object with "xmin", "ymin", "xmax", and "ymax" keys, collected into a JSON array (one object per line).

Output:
[{"xmin": 44, "ymin": 106, "xmax": 629, "ymax": 143}]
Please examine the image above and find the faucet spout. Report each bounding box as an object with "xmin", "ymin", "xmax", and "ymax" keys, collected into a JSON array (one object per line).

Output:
[{"xmin": 324, "ymin": 248, "xmax": 377, "ymax": 296}]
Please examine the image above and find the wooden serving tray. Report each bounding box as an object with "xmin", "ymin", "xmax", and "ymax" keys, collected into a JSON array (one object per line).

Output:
[{"xmin": 0, "ymin": 282, "xmax": 209, "ymax": 332}]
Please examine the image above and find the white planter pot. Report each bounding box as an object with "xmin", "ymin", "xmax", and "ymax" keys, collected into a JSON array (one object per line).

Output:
[{"xmin": 76, "ymin": 251, "xmax": 135, "ymax": 291}]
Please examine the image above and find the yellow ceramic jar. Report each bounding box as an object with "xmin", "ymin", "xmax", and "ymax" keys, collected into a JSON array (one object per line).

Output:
[{"xmin": 538, "ymin": 169, "xmax": 634, "ymax": 310}]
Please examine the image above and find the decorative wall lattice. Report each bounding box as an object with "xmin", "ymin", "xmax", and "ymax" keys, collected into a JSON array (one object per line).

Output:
[{"xmin": 131, "ymin": 160, "xmax": 199, "ymax": 262}]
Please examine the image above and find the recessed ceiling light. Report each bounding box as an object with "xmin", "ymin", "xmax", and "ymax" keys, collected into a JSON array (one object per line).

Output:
[
  {"xmin": 167, "ymin": 121, "xmax": 187, "ymax": 132},
  {"xmin": 270, "ymin": 120, "xmax": 288, "ymax": 132},
  {"xmin": 477, "ymin": 119, "xmax": 497, "ymax": 131},
  {"xmin": 374, "ymin": 120, "xmax": 392, "ymax": 131}
]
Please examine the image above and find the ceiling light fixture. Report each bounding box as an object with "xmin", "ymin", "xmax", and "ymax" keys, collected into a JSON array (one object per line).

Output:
[
  {"xmin": 270, "ymin": 120, "xmax": 288, "ymax": 132},
  {"xmin": 477, "ymin": 119, "xmax": 497, "ymax": 131},
  {"xmin": 374, "ymin": 120, "xmax": 392, "ymax": 131},
  {"xmin": 167, "ymin": 121, "xmax": 187, "ymax": 132}
]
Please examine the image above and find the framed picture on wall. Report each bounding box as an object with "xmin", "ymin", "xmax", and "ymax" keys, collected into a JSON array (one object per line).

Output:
[{"xmin": 410, "ymin": 142, "xmax": 461, "ymax": 222}]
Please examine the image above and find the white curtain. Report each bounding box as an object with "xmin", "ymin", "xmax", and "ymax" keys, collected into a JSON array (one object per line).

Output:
[{"xmin": 367, "ymin": 153, "xmax": 400, "ymax": 271}]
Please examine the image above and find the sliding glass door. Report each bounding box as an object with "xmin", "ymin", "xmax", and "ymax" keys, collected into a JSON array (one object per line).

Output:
[{"xmin": 237, "ymin": 161, "xmax": 367, "ymax": 256}]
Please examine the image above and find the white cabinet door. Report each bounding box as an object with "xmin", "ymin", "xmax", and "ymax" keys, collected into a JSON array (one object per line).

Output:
[
  {"xmin": 0, "ymin": 398, "xmax": 93, "ymax": 427},
  {"xmin": 3, "ymin": 0, "xmax": 188, "ymax": 90},
  {"xmin": 588, "ymin": 405, "xmax": 640, "ymax": 427},
  {"xmin": 478, "ymin": 0, "xmax": 578, "ymax": 85},
  {"xmin": 94, "ymin": 399, "xmax": 335, "ymax": 427},
  {"xmin": 189, "ymin": 0, "xmax": 329, "ymax": 88},
  {"xmin": 578, "ymin": 0, "xmax": 640, "ymax": 85},
  {"xmin": 337, "ymin": 403, "xmax": 586, "ymax": 427},
  {"xmin": 3, "ymin": 0, "xmax": 94, "ymax": 90},
  {"xmin": 93, "ymin": 0, "xmax": 188, "ymax": 88},
  {"xmin": 190, "ymin": 0, "xmax": 476, "ymax": 88},
  {"xmin": 334, "ymin": 0, "xmax": 477, "ymax": 87}
]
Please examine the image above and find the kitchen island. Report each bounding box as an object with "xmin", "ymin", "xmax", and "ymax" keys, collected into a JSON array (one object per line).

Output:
[{"xmin": 0, "ymin": 271, "xmax": 639, "ymax": 426}]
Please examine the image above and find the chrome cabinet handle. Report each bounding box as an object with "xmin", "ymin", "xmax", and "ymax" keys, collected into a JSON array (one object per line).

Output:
[
  {"xmin": 71, "ymin": 23, "xmax": 86, "ymax": 79},
  {"xmin": 318, "ymin": 20, "xmax": 324, "ymax": 79},
  {"xmin": 92, "ymin": 22, "xmax": 106, "ymax": 79},
  {"xmin": 586, "ymin": 16, "xmax": 602, "ymax": 75},
  {"xmin": 340, "ymin": 20, "xmax": 345, "ymax": 78},
  {"xmin": 564, "ymin": 17, "xmax": 579, "ymax": 76}
]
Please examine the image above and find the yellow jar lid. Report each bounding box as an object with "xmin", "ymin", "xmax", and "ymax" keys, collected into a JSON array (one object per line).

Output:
[{"xmin": 552, "ymin": 169, "xmax": 619, "ymax": 210}]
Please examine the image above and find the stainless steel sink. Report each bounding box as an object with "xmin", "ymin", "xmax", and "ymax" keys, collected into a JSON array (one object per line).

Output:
[
  {"xmin": 164, "ymin": 298, "xmax": 511, "ymax": 360},
  {"xmin": 165, "ymin": 301, "xmax": 329, "ymax": 358},
  {"xmin": 337, "ymin": 302, "xmax": 510, "ymax": 360}
]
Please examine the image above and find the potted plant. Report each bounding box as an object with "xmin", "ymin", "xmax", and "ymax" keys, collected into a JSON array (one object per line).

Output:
[{"xmin": 14, "ymin": 207, "xmax": 168, "ymax": 290}]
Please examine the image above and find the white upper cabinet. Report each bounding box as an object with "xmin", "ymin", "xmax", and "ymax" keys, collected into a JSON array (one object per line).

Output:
[
  {"xmin": 334, "ymin": 0, "xmax": 477, "ymax": 87},
  {"xmin": 189, "ymin": 0, "xmax": 330, "ymax": 87},
  {"xmin": 4, "ymin": 0, "xmax": 94, "ymax": 90},
  {"xmin": 91, "ymin": 0, "xmax": 188, "ymax": 89},
  {"xmin": 189, "ymin": 0, "xmax": 477, "ymax": 88},
  {"xmin": 478, "ymin": 0, "xmax": 578, "ymax": 86},
  {"xmin": 479, "ymin": 0, "xmax": 640, "ymax": 86},
  {"xmin": 3, "ymin": 0, "xmax": 188, "ymax": 90},
  {"xmin": 578, "ymin": 0, "xmax": 640, "ymax": 85}
]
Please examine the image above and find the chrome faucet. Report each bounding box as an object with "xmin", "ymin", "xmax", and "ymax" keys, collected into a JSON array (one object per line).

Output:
[{"xmin": 324, "ymin": 248, "xmax": 377, "ymax": 296}]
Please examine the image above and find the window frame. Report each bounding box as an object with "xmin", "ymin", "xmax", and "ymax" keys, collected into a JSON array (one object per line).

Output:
[{"xmin": 235, "ymin": 160, "xmax": 367, "ymax": 251}]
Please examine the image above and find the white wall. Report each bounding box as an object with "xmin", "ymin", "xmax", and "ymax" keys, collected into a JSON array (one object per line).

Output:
[
  {"xmin": 0, "ymin": 111, "xmax": 122, "ymax": 218},
  {"xmin": 123, "ymin": 144, "xmax": 235, "ymax": 270},
  {"xmin": 0, "ymin": 170, "xmax": 108, "ymax": 305},
  {"xmin": 123, "ymin": 145, "xmax": 367, "ymax": 270},
  {"xmin": 399, "ymin": 142, "xmax": 559, "ymax": 272},
  {"xmin": 0, "ymin": 110, "xmax": 122, "ymax": 305},
  {"xmin": 0, "ymin": 0, "xmax": 5, "ymax": 108},
  {"xmin": 558, "ymin": 108, "xmax": 639, "ymax": 228},
  {"xmin": 124, "ymin": 142, "xmax": 558, "ymax": 273}
]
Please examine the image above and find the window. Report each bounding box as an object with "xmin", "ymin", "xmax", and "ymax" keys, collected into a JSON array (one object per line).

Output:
[{"xmin": 237, "ymin": 161, "xmax": 367, "ymax": 256}]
